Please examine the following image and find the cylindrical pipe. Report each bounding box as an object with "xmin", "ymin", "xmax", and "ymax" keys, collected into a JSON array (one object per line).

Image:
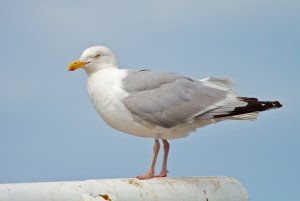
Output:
[{"xmin": 0, "ymin": 177, "xmax": 248, "ymax": 201}]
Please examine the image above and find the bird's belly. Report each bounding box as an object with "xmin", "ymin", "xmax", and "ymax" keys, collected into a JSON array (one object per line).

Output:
[
  {"xmin": 88, "ymin": 87, "xmax": 153, "ymax": 138},
  {"xmin": 95, "ymin": 103, "xmax": 204, "ymax": 140},
  {"xmin": 90, "ymin": 90, "xmax": 218, "ymax": 139},
  {"xmin": 94, "ymin": 100, "xmax": 158, "ymax": 138}
]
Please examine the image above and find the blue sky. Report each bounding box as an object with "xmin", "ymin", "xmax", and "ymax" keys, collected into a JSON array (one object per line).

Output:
[{"xmin": 0, "ymin": 0, "xmax": 299, "ymax": 200}]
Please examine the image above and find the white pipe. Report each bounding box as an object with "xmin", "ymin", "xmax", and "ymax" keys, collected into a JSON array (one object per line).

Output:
[{"xmin": 0, "ymin": 177, "xmax": 248, "ymax": 201}]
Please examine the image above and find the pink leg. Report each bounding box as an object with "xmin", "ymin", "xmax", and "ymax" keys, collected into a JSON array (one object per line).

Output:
[
  {"xmin": 154, "ymin": 139, "xmax": 169, "ymax": 177},
  {"xmin": 137, "ymin": 139, "xmax": 160, "ymax": 180}
]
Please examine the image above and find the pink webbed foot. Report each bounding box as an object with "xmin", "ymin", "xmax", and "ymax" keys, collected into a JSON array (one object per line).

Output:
[{"xmin": 136, "ymin": 171, "xmax": 155, "ymax": 180}]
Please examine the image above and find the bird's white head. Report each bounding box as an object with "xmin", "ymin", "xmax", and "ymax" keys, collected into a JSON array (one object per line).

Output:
[{"xmin": 68, "ymin": 46, "xmax": 117, "ymax": 74}]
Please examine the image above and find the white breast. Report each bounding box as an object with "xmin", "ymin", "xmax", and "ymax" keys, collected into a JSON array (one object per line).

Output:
[
  {"xmin": 87, "ymin": 68, "xmax": 153, "ymax": 137},
  {"xmin": 87, "ymin": 68, "xmax": 128, "ymax": 125}
]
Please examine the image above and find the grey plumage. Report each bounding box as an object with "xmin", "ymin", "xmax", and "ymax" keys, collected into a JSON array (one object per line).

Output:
[{"xmin": 122, "ymin": 70, "xmax": 236, "ymax": 128}]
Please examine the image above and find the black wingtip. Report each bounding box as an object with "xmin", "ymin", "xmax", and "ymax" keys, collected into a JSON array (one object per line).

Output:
[
  {"xmin": 273, "ymin": 101, "xmax": 283, "ymax": 108},
  {"xmin": 243, "ymin": 98, "xmax": 283, "ymax": 111},
  {"xmin": 213, "ymin": 97, "xmax": 282, "ymax": 119}
]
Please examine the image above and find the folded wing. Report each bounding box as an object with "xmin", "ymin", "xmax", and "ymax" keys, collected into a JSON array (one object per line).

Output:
[{"xmin": 122, "ymin": 70, "xmax": 245, "ymax": 128}]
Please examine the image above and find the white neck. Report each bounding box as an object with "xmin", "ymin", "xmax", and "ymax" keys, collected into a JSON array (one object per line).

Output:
[{"xmin": 84, "ymin": 64, "xmax": 117, "ymax": 75}]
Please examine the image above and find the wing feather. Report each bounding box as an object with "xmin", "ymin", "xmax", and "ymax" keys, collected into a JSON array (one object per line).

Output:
[{"xmin": 122, "ymin": 70, "xmax": 237, "ymax": 128}]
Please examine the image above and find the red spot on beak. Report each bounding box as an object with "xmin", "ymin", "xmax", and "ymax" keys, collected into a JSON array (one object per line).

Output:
[{"xmin": 70, "ymin": 67, "xmax": 76, "ymax": 71}]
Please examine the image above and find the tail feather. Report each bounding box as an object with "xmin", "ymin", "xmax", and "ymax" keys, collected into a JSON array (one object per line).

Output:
[{"xmin": 213, "ymin": 97, "xmax": 282, "ymax": 119}]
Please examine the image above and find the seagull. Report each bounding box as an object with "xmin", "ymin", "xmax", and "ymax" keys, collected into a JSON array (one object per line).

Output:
[{"xmin": 68, "ymin": 46, "xmax": 282, "ymax": 180}]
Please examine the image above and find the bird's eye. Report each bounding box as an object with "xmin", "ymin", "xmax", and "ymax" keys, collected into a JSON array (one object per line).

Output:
[{"xmin": 94, "ymin": 54, "xmax": 101, "ymax": 58}]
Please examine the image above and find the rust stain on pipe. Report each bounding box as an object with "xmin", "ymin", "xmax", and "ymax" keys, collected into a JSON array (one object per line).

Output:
[{"xmin": 99, "ymin": 194, "xmax": 111, "ymax": 201}]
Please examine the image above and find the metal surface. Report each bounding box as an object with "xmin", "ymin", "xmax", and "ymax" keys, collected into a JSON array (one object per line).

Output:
[{"xmin": 0, "ymin": 177, "xmax": 249, "ymax": 201}]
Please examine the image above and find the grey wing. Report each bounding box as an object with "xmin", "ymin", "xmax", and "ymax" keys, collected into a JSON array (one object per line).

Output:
[{"xmin": 122, "ymin": 70, "xmax": 237, "ymax": 128}]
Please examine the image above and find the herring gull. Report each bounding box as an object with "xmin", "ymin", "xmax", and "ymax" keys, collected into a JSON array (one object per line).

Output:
[{"xmin": 68, "ymin": 46, "xmax": 282, "ymax": 179}]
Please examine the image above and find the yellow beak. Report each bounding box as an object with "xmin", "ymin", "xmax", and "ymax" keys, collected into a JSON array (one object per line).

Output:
[{"xmin": 68, "ymin": 60, "xmax": 89, "ymax": 71}]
